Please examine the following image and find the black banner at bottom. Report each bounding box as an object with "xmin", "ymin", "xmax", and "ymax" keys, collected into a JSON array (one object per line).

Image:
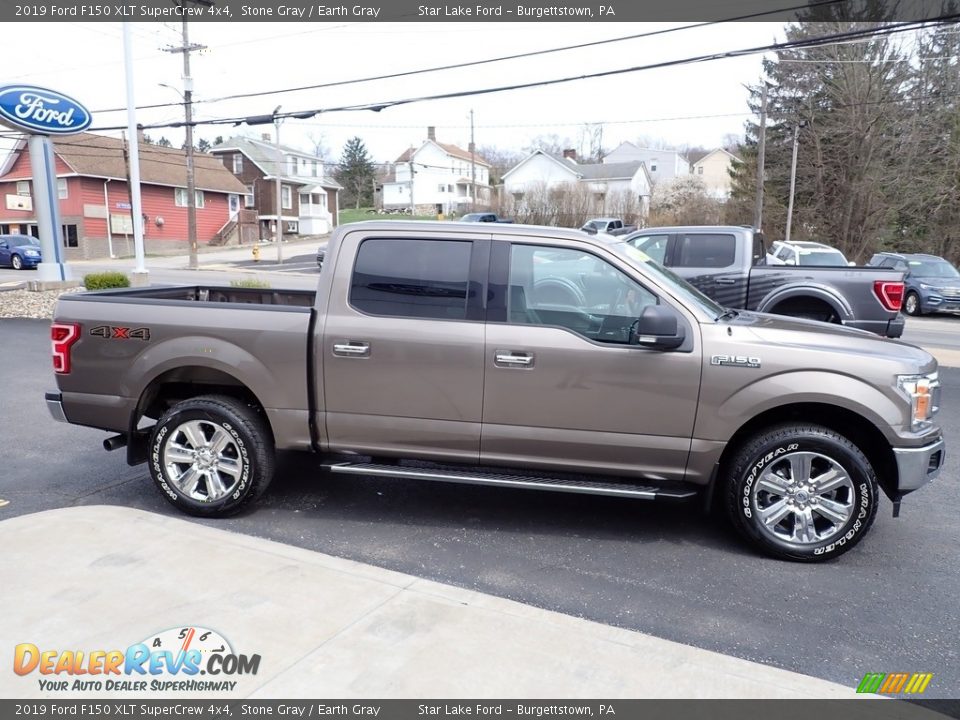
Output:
[{"xmin": 1, "ymin": 700, "xmax": 959, "ymax": 720}]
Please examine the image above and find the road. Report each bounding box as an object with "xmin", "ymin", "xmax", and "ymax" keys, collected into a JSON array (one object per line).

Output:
[{"xmin": 0, "ymin": 317, "xmax": 957, "ymax": 697}]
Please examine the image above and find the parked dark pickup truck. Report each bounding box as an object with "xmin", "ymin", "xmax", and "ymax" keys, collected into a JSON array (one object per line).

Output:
[
  {"xmin": 623, "ymin": 226, "xmax": 905, "ymax": 337},
  {"xmin": 47, "ymin": 221, "xmax": 943, "ymax": 561}
]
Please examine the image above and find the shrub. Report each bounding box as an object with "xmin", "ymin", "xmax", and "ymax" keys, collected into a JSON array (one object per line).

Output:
[
  {"xmin": 83, "ymin": 272, "xmax": 130, "ymax": 290},
  {"xmin": 229, "ymin": 278, "xmax": 271, "ymax": 289}
]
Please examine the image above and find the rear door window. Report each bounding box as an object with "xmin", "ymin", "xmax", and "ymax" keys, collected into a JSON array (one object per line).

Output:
[
  {"xmin": 350, "ymin": 238, "xmax": 472, "ymax": 320},
  {"xmin": 674, "ymin": 233, "xmax": 737, "ymax": 268}
]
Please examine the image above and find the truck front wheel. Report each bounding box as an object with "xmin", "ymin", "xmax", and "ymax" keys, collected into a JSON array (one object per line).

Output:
[
  {"xmin": 724, "ymin": 423, "xmax": 879, "ymax": 561},
  {"xmin": 148, "ymin": 395, "xmax": 275, "ymax": 517}
]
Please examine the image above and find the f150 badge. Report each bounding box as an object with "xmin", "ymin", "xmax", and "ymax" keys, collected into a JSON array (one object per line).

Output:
[{"xmin": 711, "ymin": 354, "xmax": 761, "ymax": 368}]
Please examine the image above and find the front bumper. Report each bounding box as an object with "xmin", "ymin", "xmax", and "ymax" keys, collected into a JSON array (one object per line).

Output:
[
  {"xmin": 923, "ymin": 294, "xmax": 960, "ymax": 314},
  {"xmin": 893, "ymin": 437, "xmax": 945, "ymax": 492},
  {"xmin": 45, "ymin": 392, "xmax": 67, "ymax": 423}
]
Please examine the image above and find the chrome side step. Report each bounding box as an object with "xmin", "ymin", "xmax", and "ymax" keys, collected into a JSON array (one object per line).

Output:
[{"xmin": 321, "ymin": 462, "xmax": 697, "ymax": 501}]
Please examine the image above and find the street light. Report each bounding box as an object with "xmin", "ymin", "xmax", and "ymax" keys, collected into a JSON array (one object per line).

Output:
[{"xmin": 273, "ymin": 105, "xmax": 283, "ymax": 264}]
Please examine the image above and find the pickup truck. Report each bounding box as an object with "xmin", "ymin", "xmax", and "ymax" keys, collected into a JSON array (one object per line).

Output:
[
  {"xmin": 46, "ymin": 221, "xmax": 944, "ymax": 561},
  {"xmin": 581, "ymin": 218, "xmax": 638, "ymax": 236},
  {"xmin": 623, "ymin": 226, "xmax": 905, "ymax": 337},
  {"xmin": 460, "ymin": 212, "xmax": 512, "ymax": 223}
]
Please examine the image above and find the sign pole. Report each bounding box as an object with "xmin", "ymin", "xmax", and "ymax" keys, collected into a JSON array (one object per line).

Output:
[{"xmin": 27, "ymin": 135, "xmax": 68, "ymax": 282}]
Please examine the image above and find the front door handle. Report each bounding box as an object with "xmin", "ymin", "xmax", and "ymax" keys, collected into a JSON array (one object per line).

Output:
[
  {"xmin": 714, "ymin": 277, "xmax": 737, "ymax": 285},
  {"xmin": 495, "ymin": 351, "xmax": 534, "ymax": 368},
  {"xmin": 333, "ymin": 341, "xmax": 370, "ymax": 357}
]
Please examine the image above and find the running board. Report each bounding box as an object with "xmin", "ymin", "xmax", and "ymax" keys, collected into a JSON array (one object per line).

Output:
[{"xmin": 321, "ymin": 462, "xmax": 697, "ymax": 501}]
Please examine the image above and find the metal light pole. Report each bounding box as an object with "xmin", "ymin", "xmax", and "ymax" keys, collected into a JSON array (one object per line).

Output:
[
  {"xmin": 122, "ymin": 22, "xmax": 148, "ymax": 284},
  {"xmin": 785, "ymin": 123, "xmax": 800, "ymax": 244},
  {"xmin": 274, "ymin": 105, "xmax": 283, "ymax": 264}
]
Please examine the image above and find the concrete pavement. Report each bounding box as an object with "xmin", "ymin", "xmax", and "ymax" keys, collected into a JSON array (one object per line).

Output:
[{"xmin": 0, "ymin": 505, "xmax": 888, "ymax": 702}]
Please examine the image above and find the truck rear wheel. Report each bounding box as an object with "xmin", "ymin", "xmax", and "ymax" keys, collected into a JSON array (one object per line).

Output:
[
  {"xmin": 148, "ymin": 395, "xmax": 274, "ymax": 517},
  {"xmin": 724, "ymin": 423, "xmax": 878, "ymax": 561}
]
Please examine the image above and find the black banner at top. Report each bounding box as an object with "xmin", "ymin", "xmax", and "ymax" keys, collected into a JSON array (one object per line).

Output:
[{"xmin": 3, "ymin": 0, "xmax": 957, "ymax": 22}]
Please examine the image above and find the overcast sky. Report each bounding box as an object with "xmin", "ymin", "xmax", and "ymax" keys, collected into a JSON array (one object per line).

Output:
[{"xmin": 3, "ymin": 21, "xmax": 788, "ymax": 164}]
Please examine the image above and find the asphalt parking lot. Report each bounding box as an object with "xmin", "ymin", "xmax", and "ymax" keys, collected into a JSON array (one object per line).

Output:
[{"xmin": 1, "ymin": 316, "xmax": 958, "ymax": 698}]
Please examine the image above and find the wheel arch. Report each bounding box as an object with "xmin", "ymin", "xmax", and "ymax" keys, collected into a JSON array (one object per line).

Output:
[
  {"xmin": 714, "ymin": 402, "xmax": 898, "ymax": 502},
  {"xmin": 758, "ymin": 285, "xmax": 852, "ymax": 323},
  {"xmin": 132, "ymin": 365, "xmax": 274, "ymax": 445}
]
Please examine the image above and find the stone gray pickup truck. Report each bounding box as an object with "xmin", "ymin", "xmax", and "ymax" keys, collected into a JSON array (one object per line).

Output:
[
  {"xmin": 47, "ymin": 221, "xmax": 945, "ymax": 561},
  {"xmin": 624, "ymin": 226, "xmax": 906, "ymax": 338}
]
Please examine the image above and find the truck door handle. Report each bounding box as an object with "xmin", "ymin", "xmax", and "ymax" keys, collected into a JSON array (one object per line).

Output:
[
  {"xmin": 714, "ymin": 277, "xmax": 737, "ymax": 285},
  {"xmin": 495, "ymin": 352, "xmax": 534, "ymax": 368},
  {"xmin": 333, "ymin": 341, "xmax": 370, "ymax": 357}
]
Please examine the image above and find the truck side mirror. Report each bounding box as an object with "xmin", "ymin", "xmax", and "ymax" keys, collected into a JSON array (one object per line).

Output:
[{"xmin": 630, "ymin": 305, "xmax": 685, "ymax": 350}]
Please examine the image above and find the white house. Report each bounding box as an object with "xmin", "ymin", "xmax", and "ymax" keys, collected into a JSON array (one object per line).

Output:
[
  {"xmin": 381, "ymin": 127, "xmax": 491, "ymax": 214},
  {"xmin": 501, "ymin": 150, "xmax": 652, "ymax": 217},
  {"xmin": 602, "ymin": 142, "xmax": 690, "ymax": 183},
  {"xmin": 691, "ymin": 148, "xmax": 741, "ymax": 200}
]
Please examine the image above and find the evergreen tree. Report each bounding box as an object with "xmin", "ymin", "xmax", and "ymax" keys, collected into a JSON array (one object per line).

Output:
[{"xmin": 335, "ymin": 137, "xmax": 376, "ymax": 209}]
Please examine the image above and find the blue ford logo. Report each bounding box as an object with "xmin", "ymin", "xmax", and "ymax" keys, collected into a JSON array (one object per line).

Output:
[{"xmin": 0, "ymin": 85, "xmax": 91, "ymax": 135}]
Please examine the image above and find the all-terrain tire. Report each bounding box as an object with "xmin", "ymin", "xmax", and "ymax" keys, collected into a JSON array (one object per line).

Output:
[
  {"xmin": 148, "ymin": 395, "xmax": 274, "ymax": 517},
  {"xmin": 724, "ymin": 423, "xmax": 879, "ymax": 562}
]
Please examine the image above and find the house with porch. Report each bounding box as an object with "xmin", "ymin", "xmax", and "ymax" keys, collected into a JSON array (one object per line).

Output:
[
  {"xmin": 0, "ymin": 132, "xmax": 248, "ymax": 259},
  {"xmin": 211, "ymin": 135, "xmax": 341, "ymax": 239},
  {"xmin": 381, "ymin": 127, "xmax": 492, "ymax": 215}
]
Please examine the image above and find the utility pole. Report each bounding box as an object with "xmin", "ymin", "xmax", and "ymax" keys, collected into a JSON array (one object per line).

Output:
[
  {"xmin": 785, "ymin": 123, "xmax": 800, "ymax": 243},
  {"xmin": 469, "ymin": 109, "xmax": 476, "ymax": 207},
  {"xmin": 274, "ymin": 106, "xmax": 284, "ymax": 264},
  {"xmin": 753, "ymin": 82, "xmax": 768, "ymax": 232},
  {"xmin": 164, "ymin": 16, "xmax": 206, "ymax": 270}
]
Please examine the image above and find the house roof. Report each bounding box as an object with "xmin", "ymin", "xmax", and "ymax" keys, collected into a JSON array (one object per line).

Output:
[
  {"xmin": 500, "ymin": 149, "xmax": 579, "ymax": 181},
  {"xmin": 4, "ymin": 133, "xmax": 248, "ymax": 194},
  {"xmin": 211, "ymin": 136, "xmax": 342, "ymax": 190},
  {"xmin": 692, "ymin": 147, "xmax": 743, "ymax": 166},
  {"xmin": 395, "ymin": 140, "xmax": 491, "ymax": 167},
  {"xmin": 602, "ymin": 141, "xmax": 690, "ymax": 162},
  {"xmin": 566, "ymin": 159, "xmax": 649, "ymax": 181}
]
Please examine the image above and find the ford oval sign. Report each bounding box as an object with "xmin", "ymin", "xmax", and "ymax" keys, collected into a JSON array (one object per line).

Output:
[{"xmin": 0, "ymin": 85, "xmax": 91, "ymax": 135}]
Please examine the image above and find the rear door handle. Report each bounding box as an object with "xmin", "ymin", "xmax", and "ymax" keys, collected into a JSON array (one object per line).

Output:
[
  {"xmin": 333, "ymin": 341, "xmax": 370, "ymax": 357},
  {"xmin": 495, "ymin": 351, "xmax": 534, "ymax": 368},
  {"xmin": 714, "ymin": 277, "xmax": 737, "ymax": 285}
]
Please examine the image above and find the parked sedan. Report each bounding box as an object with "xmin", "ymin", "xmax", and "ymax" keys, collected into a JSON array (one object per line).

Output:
[{"xmin": 0, "ymin": 234, "xmax": 42, "ymax": 270}]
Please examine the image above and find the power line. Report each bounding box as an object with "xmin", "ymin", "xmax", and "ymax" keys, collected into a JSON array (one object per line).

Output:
[
  {"xmin": 90, "ymin": 0, "xmax": 849, "ymax": 116},
  {"xmin": 84, "ymin": 16, "xmax": 959, "ymax": 134}
]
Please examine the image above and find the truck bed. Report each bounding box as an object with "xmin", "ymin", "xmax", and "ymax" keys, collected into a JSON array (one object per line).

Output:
[{"xmin": 65, "ymin": 285, "xmax": 317, "ymax": 308}]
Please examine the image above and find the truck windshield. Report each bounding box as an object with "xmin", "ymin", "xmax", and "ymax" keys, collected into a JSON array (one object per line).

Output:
[{"xmin": 612, "ymin": 241, "xmax": 724, "ymax": 318}]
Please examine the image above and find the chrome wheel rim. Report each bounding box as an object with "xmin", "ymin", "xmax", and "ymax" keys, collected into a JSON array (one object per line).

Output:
[
  {"xmin": 751, "ymin": 451, "xmax": 855, "ymax": 546},
  {"xmin": 162, "ymin": 420, "xmax": 242, "ymax": 502},
  {"xmin": 11, "ymin": 255, "xmax": 21, "ymax": 270},
  {"xmin": 905, "ymin": 295, "xmax": 918, "ymax": 314}
]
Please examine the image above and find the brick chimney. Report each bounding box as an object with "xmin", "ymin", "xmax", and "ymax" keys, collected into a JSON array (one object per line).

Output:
[
  {"xmin": 136, "ymin": 124, "xmax": 146, "ymax": 144},
  {"xmin": 261, "ymin": 133, "xmax": 272, "ymax": 142},
  {"xmin": 562, "ymin": 148, "xmax": 577, "ymax": 162},
  {"xmin": 427, "ymin": 126, "xmax": 436, "ymax": 141}
]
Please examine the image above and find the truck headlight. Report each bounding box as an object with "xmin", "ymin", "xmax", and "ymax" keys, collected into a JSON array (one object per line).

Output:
[{"xmin": 896, "ymin": 372, "xmax": 940, "ymax": 430}]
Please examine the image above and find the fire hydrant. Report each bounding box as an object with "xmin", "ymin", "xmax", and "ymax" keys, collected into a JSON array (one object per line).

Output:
[{"xmin": 252, "ymin": 243, "xmax": 261, "ymax": 262}]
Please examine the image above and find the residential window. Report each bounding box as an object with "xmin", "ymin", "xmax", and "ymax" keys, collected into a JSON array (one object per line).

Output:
[
  {"xmin": 232, "ymin": 154, "xmax": 243, "ymax": 174},
  {"xmin": 16, "ymin": 181, "xmax": 30, "ymax": 196},
  {"xmin": 57, "ymin": 178, "xmax": 68, "ymax": 199},
  {"xmin": 312, "ymin": 160, "xmax": 319, "ymax": 177},
  {"xmin": 697, "ymin": 166, "xmax": 704, "ymax": 175},
  {"xmin": 175, "ymin": 188, "xmax": 205, "ymax": 208},
  {"xmin": 287, "ymin": 156, "xmax": 295, "ymax": 175},
  {"xmin": 507, "ymin": 244, "xmax": 656, "ymax": 344},
  {"xmin": 281, "ymin": 185, "xmax": 292, "ymax": 209},
  {"xmin": 244, "ymin": 185, "xmax": 255, "ymax": 208},
  {"xmin": 650, "ymin": 164, "xmax": 657, "ymax": 172},
  {"xmin": 438, "ymin": 184, "xmax": 446, "ymax": 193},
  {"xmin": 350, "ymin": 238, "xmax": 472, "ymax": 320},
  {"xmin": 228, "ymin": 194, "xmax": 240, "ymax": 213}
]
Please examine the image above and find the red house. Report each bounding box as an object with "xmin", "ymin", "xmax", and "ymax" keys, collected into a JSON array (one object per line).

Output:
[{"xmin": 0, "ymin": 132, "xmax": 248, "ymax": 260}]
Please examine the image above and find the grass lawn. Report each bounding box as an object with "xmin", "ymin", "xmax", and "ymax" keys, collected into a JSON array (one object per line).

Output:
[{"xmin": 338, "ymin": 207, "xmax": 441, "ymax": 224}]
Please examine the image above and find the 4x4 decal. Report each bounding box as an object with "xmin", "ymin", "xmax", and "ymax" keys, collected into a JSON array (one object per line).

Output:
[{"xmin": 89, "ymin": 325, "xmax": 151, "ymax": 341}]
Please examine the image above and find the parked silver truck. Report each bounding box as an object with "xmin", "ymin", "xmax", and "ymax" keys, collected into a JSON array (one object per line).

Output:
[{"xmin": 47, "ymin": 222, "xmax": 945, "ymax": 561}]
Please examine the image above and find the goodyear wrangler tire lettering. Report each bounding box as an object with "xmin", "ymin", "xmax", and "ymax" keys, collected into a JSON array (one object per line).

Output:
[
  {"xmin": 724, "ymin": 423, "xmax": 878, "ymax": 562},
  {"xmin": 147, "ymin": 395, "xmax": 274, "ymax": 518}
]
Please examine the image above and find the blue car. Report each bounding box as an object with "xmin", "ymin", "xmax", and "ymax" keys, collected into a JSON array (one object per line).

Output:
[
  {"xmin": 868, "ymin": 251, "xmax": 960, "ymax": 316},
  {"xmin": 0, "ymin": 234, "xmax": 42, "ymax": 270}
]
